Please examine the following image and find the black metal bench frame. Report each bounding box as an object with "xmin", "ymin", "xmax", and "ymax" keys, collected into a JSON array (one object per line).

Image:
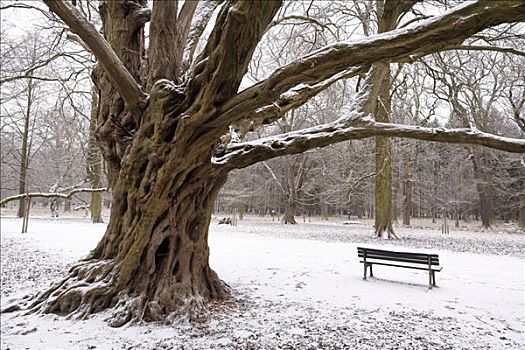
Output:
[{"xmin": 357, "ymin": 247, "xmax": 442, "ymax": 289}]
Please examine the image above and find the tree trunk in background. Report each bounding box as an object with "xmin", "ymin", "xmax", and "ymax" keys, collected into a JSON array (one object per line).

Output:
[
  {"xmin": 17, "ymin": 78, "xmax": 33, "ymax": 218},
  {"xmin": 374, "ymin": 65, "xmax": 394, "ymax": 237},
  {"xmin": 402, "ymin": 177, "xmax": 412, "ymax": 226},
  {"xmin": 64, "ymin": 199, "xmax": 71, "ymax": 212},
  {"xmin": 470, "ymin": 149, "xmax": 494, "ymax": 228},
  {"xmin": 392, "ymin": 161, "xmax": 399, "ymax": 223},
  {"xmin": 402, "ymin": 145, "xmax": 418, "ymax": 226},
  {"xmin": 371, "ymin": 1, "xmax": 407, "ymax": 239},
  {"xmin": 375, "ymin": 134, "xmax": 393, "ymax": 236},
  {"xmin": 280, "ymin": 151, "xmax": 308, "ymax": 225},
  {"xmin": 282, "ymin": 197, "xmax": 297, "ymax": 224},
  {"xmin": 431, "ymin": 159, "xmax": 438, "ymax": 223},
  {"xmin": 238, "ymin": 203, "xmax": 245, "ymax": 220},
  {"xmin": 519, "ymin": 182, "xmax": 525, "ymax": 230},
  {"xmin": 321, "ymin": 199, "xmax": 329, "ymax": 220},
  {"xmin": 86, "ymin": 86, "xmax": 104, "ymax": 223}
]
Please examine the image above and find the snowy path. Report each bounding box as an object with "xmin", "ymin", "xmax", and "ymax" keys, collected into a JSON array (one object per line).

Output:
[{"xmin": 1, "ymin": 217, "xmax": 524, "ymax": 349}]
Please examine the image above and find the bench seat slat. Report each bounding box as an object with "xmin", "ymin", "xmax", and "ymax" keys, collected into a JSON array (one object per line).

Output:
[
  {"xmin": 359, "ymin": 260, "xmax": 442, "ymax": 271},
  {"xmin": 358, "ymin": 254, "xmax": 439, "ymax": 265},
  {"xmin": 357, "ymin": 248, "xmax": 438, "ymax": 259},
  {"xmin": 358, "ymin": 251, "xmax": 439, "ymax": 262}
]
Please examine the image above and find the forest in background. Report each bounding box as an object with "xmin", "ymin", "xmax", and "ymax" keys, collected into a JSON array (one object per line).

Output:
[{"xmin": 1, "ymin": 0, "xmax": 524, "ymax": 231}]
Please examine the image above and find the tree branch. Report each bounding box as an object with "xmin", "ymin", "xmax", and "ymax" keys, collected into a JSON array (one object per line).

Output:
[
  {"xmin": 0, "ymin": 188, "xmax": 108, "ymax": 206},
  {"xmin": 443, "ymin": 45, "xmax": 525, "ymax": 58},
  {"xmin": 188, "ymin": 1, "xmax": 282, "ymax": 109},
  {"xmin": 213, "ymin": 1, "xmax": 525, "ymax": 130},
  {"xmin": 147, "ymin": 0, "xmax": 180, "ymax": 86},
  {"xmin": 181, "ymin": 0, "xmax": 223, "ymax": 74},
  {"xmin": 176, "ymin": 0, "xmax": 199, "ymax": 60},
  {"xmin": 43, "ymin": 0, "xmax": 147, "ymax": 110},
  {"xmin": 214, "ymin": 120, "xmax": 525, "ymax": 171},
  {"xmin": 233, "ymin": 67, "xmax": 365, "ymax": 136},
  {"xmin": 265, "ymin": 14, "xmax": 336, "ymax": 38}
]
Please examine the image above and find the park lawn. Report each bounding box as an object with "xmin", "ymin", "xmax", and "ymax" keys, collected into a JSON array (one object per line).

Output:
[{"xmin": 1, "ymin": 216, "xmax": 523, "ymax": 350}]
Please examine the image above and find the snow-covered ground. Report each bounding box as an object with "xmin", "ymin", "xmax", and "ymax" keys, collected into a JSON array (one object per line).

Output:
[{"xmin": 1, "ymin": 216, "xmax": 524, "ymax": 349}]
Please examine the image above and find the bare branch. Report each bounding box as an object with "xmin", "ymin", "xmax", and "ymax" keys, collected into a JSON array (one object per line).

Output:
[
  {"xmin": 188, "ymin": 1, "xmax": 282, "ymax": 108},
  {"xmin": 234, "ymin": 67, "xmax": 365, "ymax": 136},
  {"xmin": 66, "ymin": 33, "xmax": 92, "ymax": 53},
  {"xmin": 0, "ymin": 3, "xmax": 54, "ymax": 21},
  {"xmin": 347, "ymin": 172, "xmax": 377, "ymax": 198},
  {"xmin": 214, "ymin": 1, "xmax": 525, "ymax": 130},
  {"xmin": 510, "ymin": 89, "xmax": 525, "ymax": 132},
  {"xmin": 0, "ymin": 188, "xmax": 108, "ymax": 206},
  {"xmin": 214, "ymin": 121, "xmax": 525, "ymax": 171},
  {"xmin": 1, "ymin": 75, "xmax": 65, "ymax": 84},
  {"xmin": 176, "ymin": 0, "xmax": 199, "ymax": 55},
  {"xmin": 265, "ymin": 14, "xmax": 336, "ymax": 38},
  {"xmin": 0, "ymin": 49, "xmax": 93, "ymax": 85},
  {"xmin": 181, "ymin": 0, "xmax": 223, "ymax": 74},
  {"xmin": 444, "ymin": 45, "xmax": 525, "ymax": 58},
  {"xmin": 43, "ymin": 0, "xmax": 147, "ymax": 110}
]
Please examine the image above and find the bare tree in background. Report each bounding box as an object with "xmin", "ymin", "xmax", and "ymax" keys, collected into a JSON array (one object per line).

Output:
[{"xmin": 1, "ymin": 31, "xmax": 55, "ymax": 217}]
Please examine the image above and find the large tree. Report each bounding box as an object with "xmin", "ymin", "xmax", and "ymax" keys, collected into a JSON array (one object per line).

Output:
[{"xmin": 10, "ymin": 0, "xmax": 525, "ymax": 326}]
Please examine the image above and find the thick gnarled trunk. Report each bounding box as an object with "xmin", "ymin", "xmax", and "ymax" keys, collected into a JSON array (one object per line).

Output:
[
  {"xmin": 21, "ymin": 0, "xmax": 280, "ymax": 326},
  {"xmin": 28, "ymin": 145, "xmax": 229, "ymax": 325}
]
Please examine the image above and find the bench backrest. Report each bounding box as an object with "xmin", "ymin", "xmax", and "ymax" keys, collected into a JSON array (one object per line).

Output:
[{"xmin": 357, "ymin": 247, "xmax": 439, "ymax": 266}]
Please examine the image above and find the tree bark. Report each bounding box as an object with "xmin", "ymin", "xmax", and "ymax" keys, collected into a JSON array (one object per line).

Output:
[
  {"xmin": 28, "ymin": 145, "xmax": 230, "ymax": 325},
  {"xmin": 17, "ymin": 78, "xmax": 33, "ymax": 218},
  {"xmin": 282, "ymin": 197, "xmax": 297, "ymax": 224},
  {"xmin": 375, "ymin": 133, "xmax": 394, "ymax": 237},
  {"xmin": 371, "ymin": 1, "xmax": 407, "ymax": 239},
  {"xmin": 87, "ymin": 86, "xmax": 104, "ymax": 223},
  {"xmin": 519, "ymin": 181, "xmax": 525, "ymax": 230},
  {"xmin": 470, "ymin": 149, "xmax": 494, "ymax": 228},
  {"xmin": 402, "ymin": 177, "xmax": 412, "ymax": 226},
  {"xmin": 374, "ymin": 65, "xmax": 394, "ymax": 237}
]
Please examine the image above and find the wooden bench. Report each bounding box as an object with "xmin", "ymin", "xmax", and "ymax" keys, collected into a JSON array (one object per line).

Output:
[{"xmin": 357, "ymin": 247, "xmax": 442, "ymax": 289}]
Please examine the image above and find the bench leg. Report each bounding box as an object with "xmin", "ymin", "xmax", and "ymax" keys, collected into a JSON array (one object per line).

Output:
[
  {"xmin": 432, "ymin": 271, "xmax": 436, "ymax": 287},
  {"xmin": 369, "ymin": 264, "xmax": 373, "ymax": 277},
  {"xmin": 363, "ymin": 263, "xmax": 367, "ymax": 280},
  {"xmin": 428, "ymin": 270, "xmax": 432, "ymax": 289}
]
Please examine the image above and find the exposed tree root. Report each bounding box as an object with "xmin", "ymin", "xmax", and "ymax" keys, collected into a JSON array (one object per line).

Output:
[
  {"xmin": 2, "ymin": 259, "xmax": 230, "ymax": 327},
  {"xmin": 375, "ymin": 223, "xmax": 400, "ymax": 239}
]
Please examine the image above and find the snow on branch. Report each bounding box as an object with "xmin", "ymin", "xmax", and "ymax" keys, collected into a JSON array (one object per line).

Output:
[
  {"xmin": 213, "ymin": 120, "xmax": 525, "ymax": 171},
  {"xmin": 0, "ymin": 188, "xmax": 108, "ymax": 206},
  {"xmin": 43, "ymin": 0, "xmax": 147, "ymax": 110},
  {"xmin": 233, "ymin": 67, "xmax": 365, "ymax": 136},
  {"xmin": 214, "ymin": 1, "xmax": 525, "ymax": 130}
]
